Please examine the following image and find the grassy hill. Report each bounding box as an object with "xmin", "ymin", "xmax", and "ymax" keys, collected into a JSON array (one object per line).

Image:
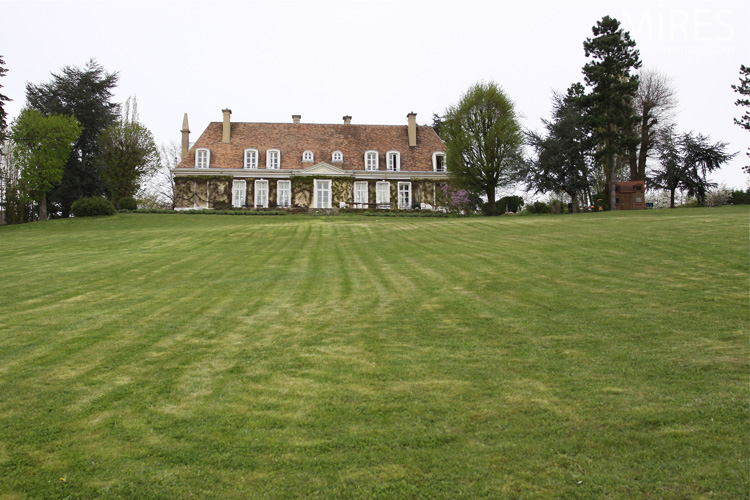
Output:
[{"xmin": 0, "ymin": 207, "xmax": 747, "ymax": 499}]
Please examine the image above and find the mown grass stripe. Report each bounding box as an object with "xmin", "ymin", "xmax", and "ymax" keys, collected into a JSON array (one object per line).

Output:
[{"xmin": 0, "ymin": 207, "xmax": 747, "ymax": 499}]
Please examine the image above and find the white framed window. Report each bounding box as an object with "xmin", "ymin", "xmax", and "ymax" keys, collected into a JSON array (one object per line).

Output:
[
  {"xmin": 376, "ymin": 181, "xmax": 390, "ymax": 208},
  {"xmin": 398, "ymin": 182, "xmax": 412, "ymax": 210},
  {"xmin": 433, "ymin": 152, "xmax": 446, "ymax": 172},
  {"xmin": 244, "ymin": 149, "xmax": 258, "ymax": 169},
  {"xmin": 302, "ymin": 150, "xmax": 314, "ymax": 162},
  {"xmin": 255, "ymin": 180, "xmax": 268, "ymax": 208},
  {"xmin": 196, "ymin": 148, "xmax": 210, "ymax": 168},
  {"xmin": 314, "ymin": 179, "xmax": 332, "ymax": 209},
  {"xmin": 277, "ymin": 180, "xmax": 291, "ymax": 208},
  {"xmin": 332, "ymin": 151, "xmax": 343, "ymax": 163},
  {"xmin": 232, "ymin": 180, "xmax": 246, "ymax": 208},
  {"xmin": 386, "ymin": 151, "xmax": 401, "ymax": 171},
  {"xmin": 267, "ymin": 149, "xmax": 280, "ymax": 170},
  {"xmin": 353, "ymin": 181, "xmax": 368, "ymax": 208},
  {"xmin": 365, "ymin": 150, "xmax": 378, "ymax": 171}
]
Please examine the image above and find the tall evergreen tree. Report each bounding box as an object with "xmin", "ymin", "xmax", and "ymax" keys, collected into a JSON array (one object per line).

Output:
[
  {"xmin": 581, "ymin": 16, "xmax": 642, "ymax": 210},
  {"xmin": 431, "ymin": 113, "xmax": 444, "ymax": 139},
  {"xmin": 731, "ymin": 64, "xmax": 750, "ymax": 173},
  {"xmin": 0, "ymin": 55, "xmax": 11, "ymax": 144},
  {"xmin": 650, "ymin": 125, "xmax": 684, "ymax": 208},
  {"xmin": 524, "ymin": 83, "xmax": 596, "ymax": 212},
  {"xmin": 26, "ymin": 59, "xmax": 119, "ymax": 216},
  {"xmin": 651, "ymin": 126, "xmax": 737, "ymax": 207}
]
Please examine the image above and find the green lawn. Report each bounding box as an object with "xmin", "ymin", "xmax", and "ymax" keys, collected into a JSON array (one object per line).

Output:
[{"xmin": 0, "ymin": 207, "xmax": 747, "ymax": 499}]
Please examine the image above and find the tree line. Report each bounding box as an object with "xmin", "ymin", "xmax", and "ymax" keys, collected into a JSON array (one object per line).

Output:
[
  {"xmin": 0, "ymin": 59, "xmax": 161, "ymax": 224},
  {"xmin": 437, "ymin": 16, "xmax": 746, "ymax": 215},
  {"xmin": 1, "ymin": 20, "xmax": 747, "ymax": 222}
]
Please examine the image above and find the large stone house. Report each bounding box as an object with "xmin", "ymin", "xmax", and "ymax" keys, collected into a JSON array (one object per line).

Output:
[{"xmin": 173, "ymin": 110, "xmax": 448, "ymax": 210}]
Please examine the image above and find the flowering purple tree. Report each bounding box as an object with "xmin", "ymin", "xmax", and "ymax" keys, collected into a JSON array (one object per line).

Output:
[{"xmin": 438, "ymin": 183, "xmax": 475, "ymax": 214}]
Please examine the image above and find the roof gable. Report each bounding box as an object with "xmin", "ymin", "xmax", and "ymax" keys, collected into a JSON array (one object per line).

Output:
[{"xmin": 302, "ymin": 162, "xmax": 346, "ymax": 175}]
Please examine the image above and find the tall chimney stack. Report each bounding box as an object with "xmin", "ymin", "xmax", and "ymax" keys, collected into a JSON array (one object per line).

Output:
[
  {"xmin": 222, "ymin": 108, "xmax": 232, "ymax": 143},
  {"xmin": 181, "ymin": 113, "xmax": 190, "ymax": 160},
  {"xmin": 407, "ymin": 112, "xmax": 417, "ymax": 147},
  {"xmin": 292, "ymin": 114, "xmax": 301, "ymax": 124},
  {"xmin": 343, "ymin": 115, "xmax": 352, "ymax": 125}
]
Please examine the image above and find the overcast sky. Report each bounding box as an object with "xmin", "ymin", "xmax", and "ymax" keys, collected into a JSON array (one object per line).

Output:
[{"xmin": 3, "ymin": 0, "xmax": 749, "ymax": 188}]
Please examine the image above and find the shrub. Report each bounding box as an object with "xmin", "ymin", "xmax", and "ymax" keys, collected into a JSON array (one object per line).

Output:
[
  {"xmin": 438, "ymin": 184, "xmax": 477, "ymax": 214},
  {"xmin": 498, "ymin": 196, "xmax": 524, "ymax": 213},
  {"xmin": 704, "ymin": 186, "xmax": 733, "ymax": 207},
  {"xmin": 730, "ymin": 189, "xmax": 750, "ymax": 205},
  {"xmin": 71, "ymin": 197, "xmax": 116, "ymax": 217},
  {"xmin": 527, "ymin": 201, "xmax": 551, "ymax": 214},
  {"xmin": 118, "ymin": 196, "xmax": 138, "ymax": 211}
]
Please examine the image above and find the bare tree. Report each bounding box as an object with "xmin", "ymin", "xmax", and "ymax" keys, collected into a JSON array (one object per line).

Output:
[
  {"xmin": 0, "ymin": 139, "xmax": 28, "ymax": 224},
  {"xmin": 139, "ymin": 140, "xmax": 179, "ymax": 209},
  {"xmin": 630, "ymin": 69, "xmax": 678, "ymax": 181}
]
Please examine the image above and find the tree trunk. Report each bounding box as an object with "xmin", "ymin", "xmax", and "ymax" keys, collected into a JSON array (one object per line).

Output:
[
  {"xmin": 628, "ymin": 141, "xmax": 638, "ymax": 181},
  {"xmin": 571, "ymin": 192, "xmax": 579, "ymax": 213},
  {"xmin": 485, "ymin": 188, "xmax": 498, "ymax": 216},
  {"xmin": 636, "ymin": 118, "xmax": 650, "ymax": 181},
  {"xmin": 38, "ymin": 193, "xmax": 48, "ymax": 221},
  {"xmin": 669, "ymin": 188, "xmax": 676, "ymax": 208},
  {"xmin": 609, "ymin": 153, "xmax": 617, "ymax": 211}
]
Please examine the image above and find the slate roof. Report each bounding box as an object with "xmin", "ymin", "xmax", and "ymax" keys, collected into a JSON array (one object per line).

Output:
[{"xmin": 176, "ymin": 121, "xmax": 445, "ymax": 172}]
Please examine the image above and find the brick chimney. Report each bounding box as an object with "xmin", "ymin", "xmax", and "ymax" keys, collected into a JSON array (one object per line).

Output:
[
  {"xmin": 222, "ymin": 108, "xmax": 232, "ymax": 143},
  {"xmin": 181, "ymin": 113, "xmax": 190, "ymax": 160},
  {"xmin": 407, "ymin": 112, "xmax": 417, "ymax": 147},
  {"xmin": 343, "ymin": 115, "xmax": 352, "ymax": 125},
  {"xmin": 292, "ymin": 114, "xmax": 301, "ymax": 124}
]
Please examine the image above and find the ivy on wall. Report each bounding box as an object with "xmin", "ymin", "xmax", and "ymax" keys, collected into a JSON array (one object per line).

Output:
[
  {"xmin": 292, "ymin": 177, "xmax": 313, "ymax": 207},
  {"xmin": 174, "ymin": 178, "xmax": 195, "ymax": 208},
  {"xmin": 174, "ymin": 176, "xmax": 233, "ymax": 209},
  {"xmin": 290, "ymin": 176, "xmax": 355, "ymax": 207},
  {"xmin": 332, "ymin": 177, "xmax": 353, "ymax": 203},
  {"xmin": 176, "ymin": 175, "xmax": 451, "ymax": 211},
  {"xmin": 209, "ymin": 179, "xmax": 231, "ymax": 210},
  {"xmin": 412, "ymin": 179, "xmax": 449, "ymax": 207}
]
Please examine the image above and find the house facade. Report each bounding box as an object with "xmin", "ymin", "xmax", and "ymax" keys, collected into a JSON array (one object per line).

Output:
[{"xmin": 173, "ymin": 109, "xmax": 449, "ymax": 210}]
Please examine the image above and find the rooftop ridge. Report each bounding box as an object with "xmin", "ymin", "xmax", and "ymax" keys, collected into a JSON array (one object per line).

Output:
[{"xmin": 205, "ymin": 121, "xmax": 431, "ymax": 127}]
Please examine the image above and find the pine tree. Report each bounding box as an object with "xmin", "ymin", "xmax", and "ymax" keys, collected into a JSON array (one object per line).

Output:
[
  {"xmin": 651, "ymin": 126, "xmax": 737, "ymax": 207},
  {"xmin": 731, "ymin": 64, "xmax": 750, "ymax": 173},
  {"xmin": 581, "ymin": 16, "xmax": 642, "ymax": 210},
  {"xmin": 524, "ymin": 83, "xmax": 596, "ymax": 212},
  {"xmin": 0, "ymin": 55, "xmax": 11, "ymax": 143}
]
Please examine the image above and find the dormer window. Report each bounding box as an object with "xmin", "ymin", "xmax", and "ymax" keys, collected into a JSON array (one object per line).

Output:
[
  {"xmin": 365, "ymin": 150, "xmax": 378, "ymax": 171},
  {"xmin": 302, "ymin": 150, "xmax": 314, "ymax": 162},
  {"xmin": 386, "ymin": 151, "xmax": 400, "ymax": 171},
  {"xmin": 332, "ymin": 151, "xmax": 343, "ymax": 163},
  {"xmin": 196, "ymin": 148, "xmax": 210, "ymax": 168},
  {"xmin": 433, "ymin": 152, "xmax": 446, "ymax": 172},
  {"xmin": 267, "ymin": 149, "xmax": 280, "ymax": 169},
  {"xmin": 244, "ymin": 149, "xmax": 258, "ymax": 169}
]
